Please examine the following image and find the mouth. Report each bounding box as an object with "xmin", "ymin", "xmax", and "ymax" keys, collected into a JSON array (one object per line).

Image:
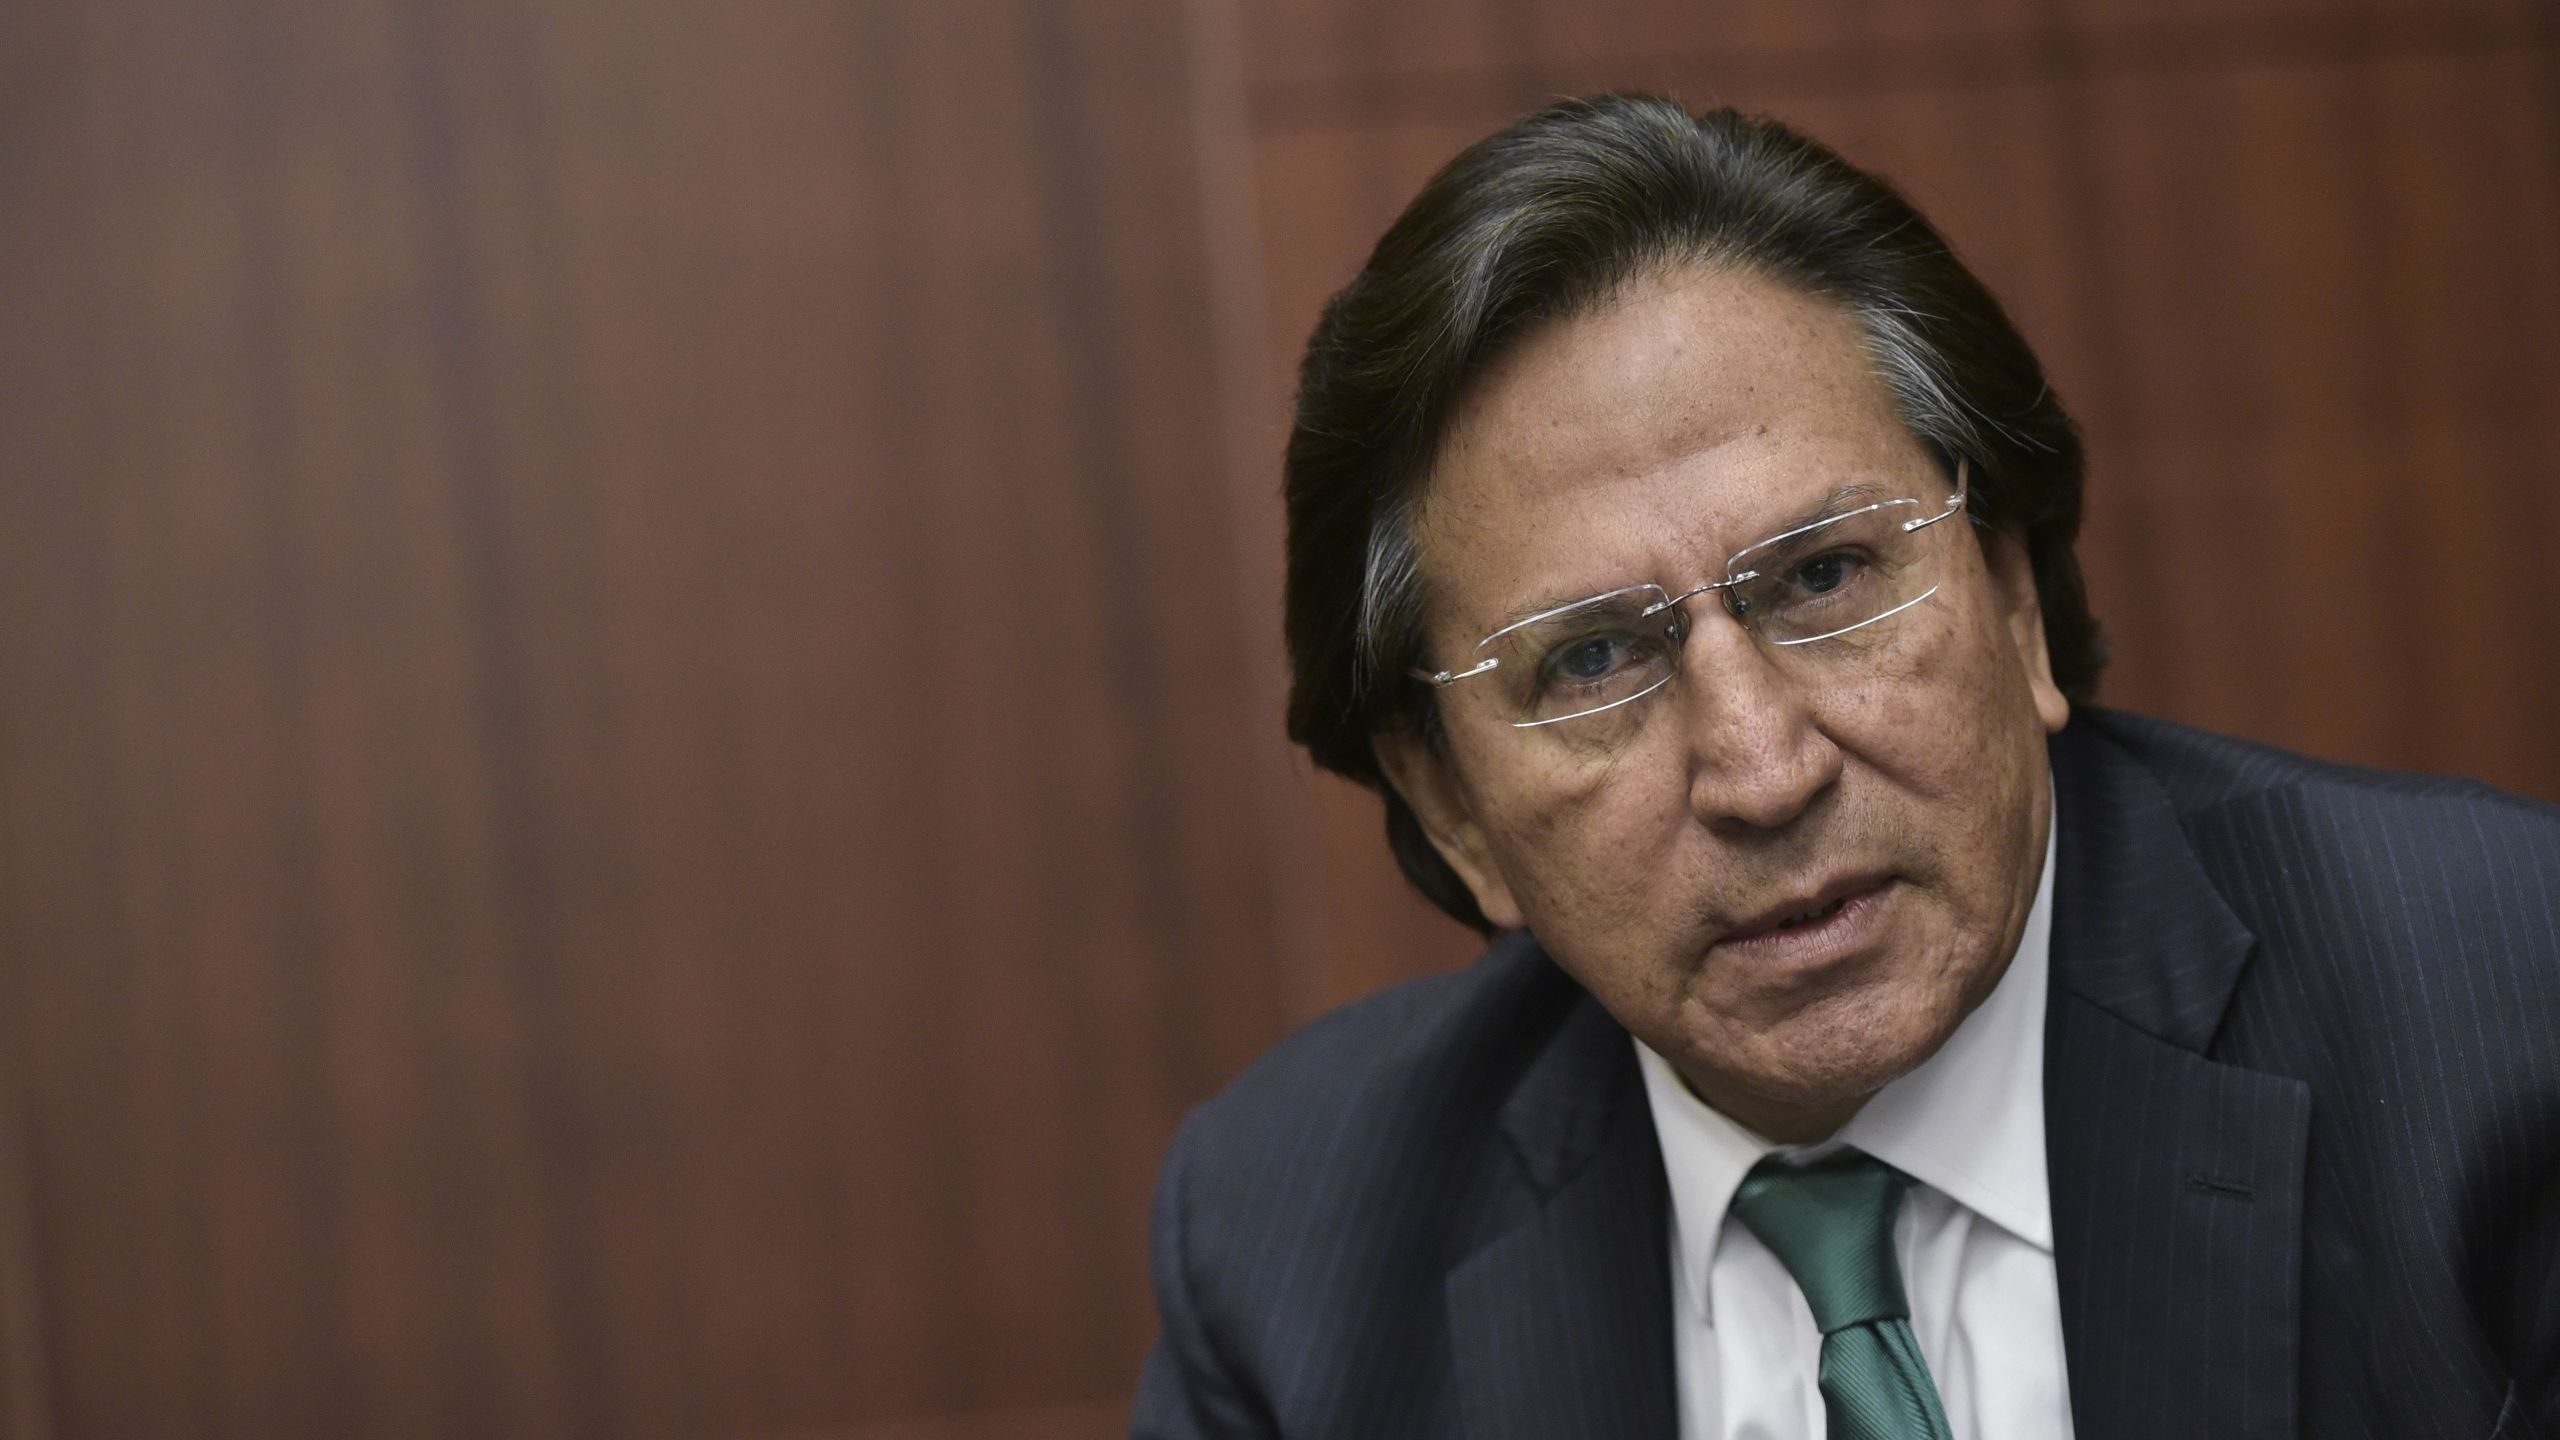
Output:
[{"xmin": 1713, "ymin": 875, "xmax": 1897, "ymax": 965}]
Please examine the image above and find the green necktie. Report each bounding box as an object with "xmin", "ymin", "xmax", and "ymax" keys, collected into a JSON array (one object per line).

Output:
[{"xmin": 1729, "ymin": 1152, "xmax": 1955, "ymax": 1440}]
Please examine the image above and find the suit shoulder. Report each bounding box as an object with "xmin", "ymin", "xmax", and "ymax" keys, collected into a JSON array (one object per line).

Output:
[
  {"xmin": 2087, "ymin": 709, "xmax": 2560, "ymax": 1034},
  {"xmin": 1173, "ymin": 930, "xmax": 1579, "ymax": 1180},
  {"xmin": 2083, "ymin": 707, "xmax": 2560, "ymax": 862},
  {"xmin": 2093, "ymin": 715, "xmax": 2560, "ymax": 1386},
  {"xmin": 1148, "ymin": 931, "xmax": 1591, "ymax": 1401}
]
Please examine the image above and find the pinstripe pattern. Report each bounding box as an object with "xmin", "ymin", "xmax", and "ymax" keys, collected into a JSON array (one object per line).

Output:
[
  {"xmin": 1134, "ymin": 709, "xmax": 2560, "ymax": 1439},
  {"xmin": 2082, "ymin": 714, "xmax": 2560, "ymax": 1440}
]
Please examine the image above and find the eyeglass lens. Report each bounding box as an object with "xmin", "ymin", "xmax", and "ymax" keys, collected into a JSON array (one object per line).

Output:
[{"xmin": 1480, "ymin": 498, "xmax": 1938, "ymax": 729}]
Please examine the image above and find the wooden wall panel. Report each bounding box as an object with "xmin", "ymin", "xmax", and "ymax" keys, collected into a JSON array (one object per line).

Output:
[
  {"xmin": 2064, "ymin": 0, "xmax": 2539, "ymax": 39},
  {"xmin": 2070, "ymin": 46, "xmax": 2560, "ymax": 791},
  {"xmin": 0, "ymin": 0, "xmax": 1289, "ymax": 1436},
  {"xmin": 2, "ymin": 1, "xmax": 2554, "ymax": 1435},
  {"xmin": 1235, "ymin": 0, "xmax": 2560, "ymax": 1006},
  {"xmin": 1240, "ymin": 0, "xmax": 2542, "ymax": 97},
  {"xmin": 1241, "ymin": 1, "xmax": 1517, "ymax": 95}
]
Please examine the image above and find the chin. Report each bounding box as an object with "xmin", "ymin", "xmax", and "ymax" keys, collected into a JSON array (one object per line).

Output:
[{"xmin": 1737, "ymin": 977, "xmax": 1966, "ymax": 1107}]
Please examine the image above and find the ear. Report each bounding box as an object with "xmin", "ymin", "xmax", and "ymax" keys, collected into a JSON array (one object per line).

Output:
[
  {"xmin": 1374, "ymin": 728, "xmax": 1526, "ymax": 931},
  {"xmin": 1980, "ymin": 526, "xmax": 2070, "ymax": 734}
]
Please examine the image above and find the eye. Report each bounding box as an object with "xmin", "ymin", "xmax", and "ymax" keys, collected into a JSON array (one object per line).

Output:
[
  {"xmin": 1790, "ymin": 551, "xmax": 1862, "ymax": 594},
  {"xmin": 1546, "ymin": 632, "xmax": 1640, "ymax": 684}
]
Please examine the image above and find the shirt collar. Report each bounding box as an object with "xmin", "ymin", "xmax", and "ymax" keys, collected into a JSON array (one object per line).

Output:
[{"xmin": 1634, "ymin": 806, "xmax": 2059, "ymax": 1322}]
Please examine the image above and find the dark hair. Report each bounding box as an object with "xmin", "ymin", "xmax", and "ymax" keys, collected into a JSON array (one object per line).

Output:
[{"xmin": 1282, "ymin": 94, "xmax": 2105, "ymax": 933}]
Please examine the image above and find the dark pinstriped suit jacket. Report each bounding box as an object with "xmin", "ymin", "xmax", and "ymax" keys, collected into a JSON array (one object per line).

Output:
[{"xmin": 1133, "ymin": 710, "xmax": 2560, "ymax": 1439}]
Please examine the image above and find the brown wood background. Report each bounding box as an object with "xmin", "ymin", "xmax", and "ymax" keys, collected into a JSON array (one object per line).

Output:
[{"xmin": 0, "ymin": 1, "xmax": 2551, "ymax": 1436}]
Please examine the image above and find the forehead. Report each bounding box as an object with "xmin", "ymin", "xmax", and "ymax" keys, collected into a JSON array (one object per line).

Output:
[{"xmin": 1415, "ymin": 266, "xmax": 1927, "ymax": 624}]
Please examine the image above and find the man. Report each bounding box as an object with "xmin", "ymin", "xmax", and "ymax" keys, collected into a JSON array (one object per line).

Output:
[{"xmin": 1133, "ymin": 95, "xmax": 2559, "ymax": 1439}]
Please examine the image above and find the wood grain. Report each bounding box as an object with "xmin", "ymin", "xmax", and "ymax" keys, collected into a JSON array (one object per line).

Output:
[
  {"xmin": 0, "ymin": 0, "xmax": 1288, "ymax": 1435},
  {"xmin": 0, "ymin": 0, "xmax": 2552, "ymax": 1436}
]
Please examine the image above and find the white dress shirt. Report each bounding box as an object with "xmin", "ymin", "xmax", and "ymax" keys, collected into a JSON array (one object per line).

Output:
[{"xmin": 1633, "ymin": 819, "xmax": 2073, "ymax": 1440}]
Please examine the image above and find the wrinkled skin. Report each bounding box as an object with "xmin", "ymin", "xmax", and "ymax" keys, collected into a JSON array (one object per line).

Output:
[{"xmin": 1379, "ymin": 266, "xmax": 2069, "ymax": 1142}]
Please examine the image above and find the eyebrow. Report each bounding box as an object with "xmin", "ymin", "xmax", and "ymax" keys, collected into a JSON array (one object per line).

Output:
[{"xmin": 1490, "ymin": 480, "xmax": 1897, "ymax": 631}]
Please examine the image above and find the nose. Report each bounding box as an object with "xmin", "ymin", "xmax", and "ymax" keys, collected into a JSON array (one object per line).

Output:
[{"xmin": 1673, "ymin": 613, "xmax": 1844, "ymax": 834}]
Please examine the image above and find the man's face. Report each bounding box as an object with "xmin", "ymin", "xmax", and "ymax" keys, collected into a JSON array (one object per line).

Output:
[{"xmin": 1382, "ymin": 265, "xmax": 2068, "ymax": 1138}]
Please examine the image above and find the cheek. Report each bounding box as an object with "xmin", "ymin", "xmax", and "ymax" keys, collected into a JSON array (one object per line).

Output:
[
  {"xmin": 1475, "ymin": 744, "xmax": 1693, "ymax": 924},
  {"xmin": 1867, "ymin": 584, "xmax": 2045, "ymax": 739},
  {"xmin": 1819, "ymin": 600, "xmax": 2051, "ymax": 851},
  {"xmin": 1816, "ymin": 634, "xmax": 1957, "ymax": 766},
  {"xmin": 1870, "ymin": 603, "xmax": 2055, "ymax": 883}
]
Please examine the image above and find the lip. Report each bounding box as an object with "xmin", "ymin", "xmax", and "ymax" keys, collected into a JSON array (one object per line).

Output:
[{"xmin": 1711, "ymin": 874, "xmax": 1897, "ymax": 966}]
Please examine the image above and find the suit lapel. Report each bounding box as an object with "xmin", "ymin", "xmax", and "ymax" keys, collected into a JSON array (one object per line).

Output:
[
  {"xmin": 2044, "ymin": 723, "xmax": 2311, "ymax": 1440},
  {"xmin": 1448, "ymin": 981, "xmax": 1678, "ymax": 1440},
  {"xmin": 1439, "ymin": 720, "xmax": 2312, "ymax": 1440}
]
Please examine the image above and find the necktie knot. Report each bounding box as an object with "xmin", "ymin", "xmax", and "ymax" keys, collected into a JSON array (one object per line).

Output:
[
  {"xmin": 1728, "ymin": 1151, "xmax": 1913, "ymax": 1335},
  {"xmin": 1727, "ymin": 1150, "xmax": 1951, "ymax": 1437}
]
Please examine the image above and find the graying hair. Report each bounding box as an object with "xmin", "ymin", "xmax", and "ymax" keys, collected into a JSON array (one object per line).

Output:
[
  {"xmin": 1349, "ymin": 268, "xmax": 2044, "ymax": 710},
  {"xmin": 1284, "ymin": 96, "xmax": 2100, "ymax": 932}
]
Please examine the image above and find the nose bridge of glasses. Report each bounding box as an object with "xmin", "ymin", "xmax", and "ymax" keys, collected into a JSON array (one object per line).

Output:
[
  {"xmin": 1650, "ymin": 579, "xmax": 1826, "ymax": 763},
  {"xmin": 1662, "ymin": 510, "xmax": 1930, "ymax": 666},
  {"xmin": 1647, "ymin": 573, "xmax": 1782, "ymax": 693},
  {"xmin": 1642, "ymin": 573, "xmax": 1753, "ymax": 620}
]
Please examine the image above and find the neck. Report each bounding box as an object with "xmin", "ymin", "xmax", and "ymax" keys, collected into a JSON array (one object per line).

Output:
[{"xmin": 1677, "ymin": 1068, "xmax": 1870, "ymax": 1146}]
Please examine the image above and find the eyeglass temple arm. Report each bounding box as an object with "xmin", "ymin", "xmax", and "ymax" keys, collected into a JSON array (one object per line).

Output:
[
  {"xmin": 1901, "ymin": 461, "xmax": 1970, "ymax": 532},
  {"xmin": 1410, "ymin": 656, "xmax": 1498, "ymax": 687}
]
